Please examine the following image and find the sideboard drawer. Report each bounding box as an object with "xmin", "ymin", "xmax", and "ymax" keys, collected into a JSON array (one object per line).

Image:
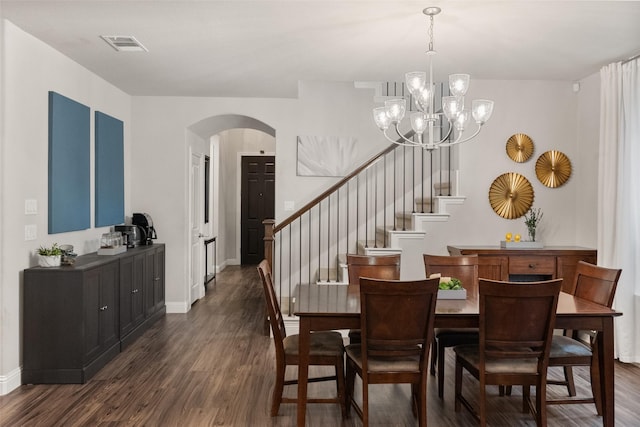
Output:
[{"xmin": 509, "ymin": 256, "xmax": 556, "ymax": 275}]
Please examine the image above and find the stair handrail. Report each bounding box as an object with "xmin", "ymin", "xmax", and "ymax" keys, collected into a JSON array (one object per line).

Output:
[{"xmin": 273, "ymin": 132, "xmax": 415, "ymax": 234}]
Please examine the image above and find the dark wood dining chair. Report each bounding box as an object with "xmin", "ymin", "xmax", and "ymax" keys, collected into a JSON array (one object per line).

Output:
[
  {"xmin": 346, "ymin": 254, "xmax": 401, "ymax": 344},
  {"xmin": 454, "ymin": 278, "xmax": 562, "ymax": 426},
  {"xmin": 345, "ymin": 277, "xmax": 440, "ymax": 427},
  {"xmin": 423, "ymin": 253, "xmax": 479, "ymax": 399},
  {"xmin": 257, "ymin": 260, "xmax": 346, "ymax": 417},
  {"xmin": 546, "ymin": 261, "xmax": 621, "ymax": 414}
]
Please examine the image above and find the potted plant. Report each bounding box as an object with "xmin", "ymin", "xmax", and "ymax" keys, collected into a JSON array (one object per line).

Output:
[
  {"xmin": 524, "ymin": 207, "xmax": 544, "ymax": 242},
  {"xmin": 37, "ymin": 243, "xmax": 63, "ymax": 267}
]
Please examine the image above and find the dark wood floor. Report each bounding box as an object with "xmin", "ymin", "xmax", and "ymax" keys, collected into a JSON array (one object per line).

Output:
[{"xmin": 2, "ymin": 265, "xmax": 640, "ymax": 426}]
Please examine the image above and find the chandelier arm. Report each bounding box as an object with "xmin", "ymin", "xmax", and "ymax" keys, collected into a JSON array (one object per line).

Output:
[
  {"xmin": 438, "ymin": 123, "xmax": 484, "ymax": 148},
  {"xmin": 393, "ymin": 123, "xmax": 421, "ymax": 145},
  {"xmin": 381, "ymin": 128, "xmax": 422, "ymax": 148},
  {"xmin": 433, "ymin": 119, "xmax": 455, "ymax": 145},
  {"xmin": 448, "ymin": 123, "xmax": 484, "ymax": 146}
]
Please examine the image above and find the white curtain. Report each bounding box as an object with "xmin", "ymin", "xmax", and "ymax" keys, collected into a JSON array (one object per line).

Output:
[{"xmin": 598, "ymin": 58, "xmax": 640, "ymax": 363}]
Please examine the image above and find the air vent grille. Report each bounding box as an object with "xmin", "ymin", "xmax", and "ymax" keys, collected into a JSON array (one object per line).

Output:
[{"xmin": 100, "ymin": 35, "xmax": 148, "ymax": 52}]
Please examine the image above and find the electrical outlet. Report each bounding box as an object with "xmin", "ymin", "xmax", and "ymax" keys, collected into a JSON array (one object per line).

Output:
[
  {"xmin": 25, "ymin": 199, "xmax": 38, "ymax": 215},
  {"xmin": 25, "ymin": 224, "xmax": 37, "ymax": 241}
]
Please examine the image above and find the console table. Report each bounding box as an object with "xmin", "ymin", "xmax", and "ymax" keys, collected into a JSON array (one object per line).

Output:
[{"xmin": 447, "ymin": 245, "xmax": 597, "ymax": 294}]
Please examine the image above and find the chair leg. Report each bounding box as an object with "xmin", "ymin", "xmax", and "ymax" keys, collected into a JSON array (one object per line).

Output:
[
  {"xmin": 536, "ymin": 382, "xmax": 548, "ymax": 427},
  {"xmin": 563, "ymin": 366, "xmax": 577, "ymax": 396},
  {"xmin": 362, "ymin": 380, "xmax": 369, "ymax": 427},
  {"xmin": 454, "ymin": 356, "xmax": 463, "ymax": 412},
  {"xmin": 335, "ymin": 358, "xmax": 347, "ymax": 418},
  {"xmin": 437, "ymin": 341, "xmax": 446, "ymax": 399},
  {"xmin": 411, "ymin": 383, "xmax": 418, "ymax": 418},
  {"xmin": 345, "ymin": 359, "xmax": 356, "ymax": 418},
  {"xmin": 479, "ymin": 380, "xmax": 487, "ymax": 427},
  {"xmin": 271, "ymin": 362, "xmax": 285, "ymax": 416},
  {"xmin": 523, "ymin": 385, "xmax": 530, "ymax": 413},
  {"xmin": 418, "ymin": 381, "xmax": 427, "ymax": 427},
  {"xmin": 591, "ymin": 350, "xmax": 603, "ymax": 415},
  {"xmin": 430, "ymin": 337, "xmax": 437, "ymax": 376}
]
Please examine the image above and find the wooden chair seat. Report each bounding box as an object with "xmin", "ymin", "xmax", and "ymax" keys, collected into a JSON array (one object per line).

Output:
[
  {"xmin": 549, "ymin": 335, "xmax": 592, "ymax": 359},
  {"xmin": 346, "ymin": 345, "xmax": 421, "ymax": 372},
  {"xmin": 283, "ymin": 331, "xmax": 345, "ymax": 358}
]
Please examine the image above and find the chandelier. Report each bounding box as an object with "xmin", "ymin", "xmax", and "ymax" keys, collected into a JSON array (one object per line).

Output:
[{"xmin": 373, "ymin": 7, "xmax": 494, "ymax": 151}]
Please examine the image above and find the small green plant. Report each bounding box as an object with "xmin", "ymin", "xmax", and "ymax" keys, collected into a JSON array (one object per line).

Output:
[
  {"xmin": 524, "ymin": 207, "xmax": 544, "ymax": 242},
  {"xmin": 37, "ymin": 243, "xmax": 62, "ymax": 256},
  {"xmin": 438, "ymin": 277, "xmax": 463, "ymax": 290}
]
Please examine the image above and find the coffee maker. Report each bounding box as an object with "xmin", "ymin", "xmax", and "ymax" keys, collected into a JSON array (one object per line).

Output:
[{"xmin": 132, "ymin": 213, "xmax": 157, "ymax": 245}]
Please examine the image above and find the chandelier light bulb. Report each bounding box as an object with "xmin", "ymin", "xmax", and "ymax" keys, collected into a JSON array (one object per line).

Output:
[
  {"xmin": 449, "ymin": 74, "xmax": 470, "ymax": 97},
  {"xmin": 384, "ymin": 98, "xmax": 407, "ymax": 123},
  {"xmin": 442, "ymin": 96, "xmax": 462, "ymax": 121},
  {"xmin": 454, "ymin": 111, "xmax": 470, "ymax": 131},
  {"xmin": 410, "ymin": 112, "xmax": 428, "ymax": 134},
  {"xmin": 373, "ymin": 107, "xmax": 391, "ymax": 130},
  {"xmin": 472, "ymin": 99, "xmax": 495, "ymax": 124},
  {"xmin": 406, "ymin": 72, "xmax": 427, "ymax": 95}
]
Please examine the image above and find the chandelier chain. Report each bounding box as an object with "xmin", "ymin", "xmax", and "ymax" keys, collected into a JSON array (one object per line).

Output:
[{"xmin": 428, "ymin": 15, "xmax": 435, "ymax": 52}]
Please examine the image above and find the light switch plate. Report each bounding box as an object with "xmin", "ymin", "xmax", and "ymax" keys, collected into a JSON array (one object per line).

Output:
[
  {"xmin": 284, "ymin": 201, "xmax": 295, "ymax": 212},
  {"xmin": 25, "ymin": 224, "xmax": 37, "ymax": 241},
  {"xmin": 25, "ymin": 199, "xmax": 38, "ymax": 215}
]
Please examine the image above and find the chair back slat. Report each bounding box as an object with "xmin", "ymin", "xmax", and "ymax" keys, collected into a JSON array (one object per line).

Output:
[
  {"xmin": 572, "ymin": 261, "xmax": 621, "ymax": 307},
  {"xmin": 479, "ymin": 278, "xmax": 562, "ymax": 366},
  {"xmin": 423, "ymin": 254, "xmax": 479, "ymax": 297},
  {"xmin": 347, "ymin": 254, "xmax": 401, "ymax": 285},
  {"xmin": 258, "ymin": 260, "xmax": 287, "ymax": 353},
  {"xmin": 360, "ymin": 277, "xmax": 439, "ymax": 368}
]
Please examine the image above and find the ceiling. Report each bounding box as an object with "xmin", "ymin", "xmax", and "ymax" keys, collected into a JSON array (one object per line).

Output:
[{"xmin": 2, "ymin": 1, "xmax": 639, "ymax": 98}]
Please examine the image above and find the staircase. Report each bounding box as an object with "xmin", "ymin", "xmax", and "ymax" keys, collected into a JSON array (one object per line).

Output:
[{"xmin": 265, "ymin": 81, "xmax": 464, "ymax": 317}]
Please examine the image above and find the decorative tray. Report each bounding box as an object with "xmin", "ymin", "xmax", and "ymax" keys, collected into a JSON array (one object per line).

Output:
[{"xmin": 500, "ymin": 241, "xmax": 544, "ymax": 249}]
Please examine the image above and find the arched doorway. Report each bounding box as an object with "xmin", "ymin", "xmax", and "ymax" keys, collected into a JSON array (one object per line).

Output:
[{"xmin": 186, "ymin": 115, "xmax": 276, "ymax": 302}]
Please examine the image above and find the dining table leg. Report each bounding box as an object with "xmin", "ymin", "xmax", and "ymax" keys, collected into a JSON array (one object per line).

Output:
[
  {"xmin": 297, "ymin": 317, "xmax": 310, "ymax": 427},
  {"xmin": 598, "ymin": 316, "xmax": 615, "ymax": 427}
]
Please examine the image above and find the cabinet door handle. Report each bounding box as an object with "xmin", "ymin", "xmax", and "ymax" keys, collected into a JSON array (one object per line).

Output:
[
  {"xmin": 132, "ymin": 289, "xmax": 139, "ymax": 294},
  {"xmin": 154, "ymin": 277, "xmax": 160, "ymax": 281},
  {"xmin": 529, "ymin": 264, "xmax": 536, "ymax": 269},
  {"xmin": 99, "ymin": 305, "xmax": 108, "ymax": 311}
]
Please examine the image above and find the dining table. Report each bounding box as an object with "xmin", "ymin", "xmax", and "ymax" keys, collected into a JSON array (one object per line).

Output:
[{"xmin": 293, "ymin": 283, "xmax": 622, "ymax": 427}]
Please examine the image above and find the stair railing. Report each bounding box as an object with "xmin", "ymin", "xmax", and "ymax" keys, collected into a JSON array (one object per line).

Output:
[{"xmin": 264, "ymin": 82, "xmax": 457, "ymax": 315}]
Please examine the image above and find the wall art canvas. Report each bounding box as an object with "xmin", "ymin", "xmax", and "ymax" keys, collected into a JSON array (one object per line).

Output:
[
  {"xmin": 48, "ymin": 91, "xmax": 90, "ymax": 234},
  {"xmin": 297, "ymin": 135, "xmax": 359, "ymax": 177},
  {"xmin": 95, "ymin": 111, "xmax": 125, "ymax": 227}
]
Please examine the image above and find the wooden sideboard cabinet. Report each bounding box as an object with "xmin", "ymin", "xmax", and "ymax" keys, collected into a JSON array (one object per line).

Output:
[
  {"xmin": 23, "ymin": 244, "xmax": 165, "ymax": 384},
  {"xmin": 447, "ymin": 245, "xmax": 597, "ymax": 294}
]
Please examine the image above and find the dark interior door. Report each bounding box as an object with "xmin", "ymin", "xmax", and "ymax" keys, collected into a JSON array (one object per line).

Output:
[{"xmin": 241, "ymin": 156, "xmax": 275, "ymax": 264}]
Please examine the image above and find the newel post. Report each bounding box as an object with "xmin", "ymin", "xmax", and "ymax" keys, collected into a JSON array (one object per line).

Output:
[{"xmin": 263, "ymin": 219, "xmax": 275, "ymax": 269}]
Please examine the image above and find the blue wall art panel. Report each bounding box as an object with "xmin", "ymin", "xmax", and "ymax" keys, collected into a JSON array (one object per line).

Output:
[
  {"xmin": 48, "ymin": 91, "xmax": 91, "ymax": 234},
  {"xmin": 95, "ymin": 111, "xmax": 125, "ymax": 227}
]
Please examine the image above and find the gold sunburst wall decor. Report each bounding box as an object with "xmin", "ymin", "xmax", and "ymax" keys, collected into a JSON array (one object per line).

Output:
[
  {"xmin": 535, "ymin": 150, "xmax": 572, "ymax": 188},
  {"xmin": 488, "ymin": 172, "xmax": 534, "ymax": 219},
  {"xmin": 506, "ymin": 133, "xmax": 534, "ymax": 163}
]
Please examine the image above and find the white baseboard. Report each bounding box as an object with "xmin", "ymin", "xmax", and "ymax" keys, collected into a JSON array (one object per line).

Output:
[
  {"xmin": 165, "ymin": 301, "xmax": 190, "ymax": 313},
  {"xmin": 0, "ymin": 367, "xmax": 22, "ymax": 396}
]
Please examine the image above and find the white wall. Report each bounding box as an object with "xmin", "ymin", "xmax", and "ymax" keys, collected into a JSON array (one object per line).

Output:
[{"xmin": 0, "ymin": 20, "xmax": 132, "ymax": 393}]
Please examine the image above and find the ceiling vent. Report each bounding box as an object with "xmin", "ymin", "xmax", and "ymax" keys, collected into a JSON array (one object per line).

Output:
[{"xmin": 100, "ymin": 35, "xmax": 148, "ymax": 52}]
